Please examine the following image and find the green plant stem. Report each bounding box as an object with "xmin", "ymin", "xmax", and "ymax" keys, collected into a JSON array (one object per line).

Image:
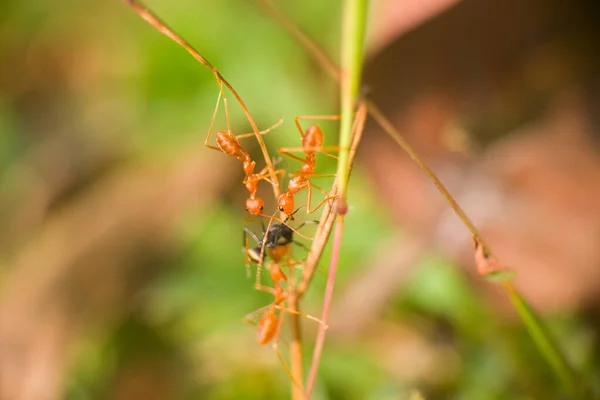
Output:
[
  {"xmin": 305, "ymin": 1, "xmax": 368, "ymax": 398},
  {"xmin": 335, "ymin": 0, "xmax": 368, "ymax": 213},
  {"xmin": 505, "ymin": 283, "xmax": 579, "ymax": 396}
]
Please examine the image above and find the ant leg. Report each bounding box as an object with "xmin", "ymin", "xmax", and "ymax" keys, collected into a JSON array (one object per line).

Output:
[
  {"xmin": 319, "ymin": 145, "xmax": 342, "ymax": 160},
  {"xmin": 286, "ymin": 220, "xmax": 317, "ymax": 254},
  {"xmin": 297, "ymin": 144, "xmax": 342, "ymax": 160},
  {"xmin": 274, "ymin": 305, "xmax": 328, "ymax": 328},
  {"xmin": 270, "ymin": 313, "xmax": 305, "ymax": 393},
  {"xmin": 244, "ymin": 226, "xmax": 262, "ymax": 246},
  {"xmin": 243, "ymin": 226, "xmax": 264, "ymax": 277},
  {"xmin": 221, "ymin": 79, "xmax": 233, "ymax": 135},
  {"xmin": 243, "ymin": 236, "xmax": 252, "ymax": 278},
  {"xmin": 244, "ymin": 223, "xmax": 270, "ymax": 284},
  {"xmin": 294, "ymin": 114, "xmax": 341, "ymax": 139},
  {"xmin": 249, "ymin": 165, "xmax": 284, "ymax": 187},
  {"xmin": 254, "ymin": 210, "xmax": 279, "ymax": 282},
  {"xmin": 235, "ymin": 117, "xmax": 284, "ymax": 140},
  {"xmin": 296, "ymin": 220, "xmax": 319, "ymax": 231},
  {"xmin": 243, "ymin": 304, "xmax": 271, "ymax": 324},
  {"xmin": 204, "ymin": 83, "xmax": 224, "ymax": 152},
  {"xmin": 305, "ymin": 184, "xmax": 336, "ymax": 214},
  {"xmin": 259, "ymin": 215, "xmax": 267, "ymax": 236},
  {"xmin": 256, "ymin": 214, "xmax": 315, "ymax": 241},
  {"xmin": 289, "ymin": 172, "xmax": 336, "ymax": 178},
  {"xmin": 281, "ymin": 246, "xmax": 303, "ymax": 277},
  {"xmin": 272, "ymin": 341, "xmax": 304, "ymax": 393},
  {"xmin": 254, "ymin": 282, "xmax": 279, "ymax": 295},
  {"xmin": 254, "ymin": 259, "xmax": 278, "ymax": 294},
  {"xmin": 278, "ymin": 147, "xmax": 308, "ymax": 164},
  {"xmin": 291, "ymin": 240, "xmax": 310, "ymax": 253}
]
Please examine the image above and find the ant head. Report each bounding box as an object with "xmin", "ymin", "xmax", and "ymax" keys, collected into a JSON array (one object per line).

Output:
[
  {"xmin": 277, "ymin": 192, "xmax": 295, "ymax": 217},
  {"xmin": 246, "ymin": 197, "xmax": 264, "ymax": 215},
  {"xmin": 243, "ymin": 160, "xmax": 256, "ymax": 177}
]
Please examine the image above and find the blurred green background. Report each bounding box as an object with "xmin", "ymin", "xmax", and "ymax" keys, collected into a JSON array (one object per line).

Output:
[{"xmin": 2, "ymin": 0, "xmax": 600, "ymax": 399}]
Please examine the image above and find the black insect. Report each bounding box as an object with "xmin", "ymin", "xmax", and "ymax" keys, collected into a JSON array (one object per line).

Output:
[{"xmin": 243, "ymin": 215, "xmax": 314, "ymax": 265}]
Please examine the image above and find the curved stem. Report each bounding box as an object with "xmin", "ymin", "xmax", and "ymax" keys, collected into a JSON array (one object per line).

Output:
[
  {"xmin": 123, "ymin": 0, "xmax": 280, "ymax": 200},
  {"xmin": 304, "ymin": 217, "xmax": 344, "ymax": 398}
]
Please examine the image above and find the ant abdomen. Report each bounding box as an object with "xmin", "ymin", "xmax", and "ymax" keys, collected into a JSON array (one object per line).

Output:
[
  {"xmin": 216, "ymin": 131, "xmax": 248, "ymax": 161},
  {"xmin": 246, "ymin": 197, "xmax": 265, "ymax": 215},
  {"xmin": 257, "ymin": 310, "xmax": 278, "ymax": 345}
]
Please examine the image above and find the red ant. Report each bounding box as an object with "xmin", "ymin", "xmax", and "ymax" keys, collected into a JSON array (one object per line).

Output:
[
  {"xmin": 205, "ymin": 84, "xmax": 285, "ymax": 215},
  {"xmin": 277, "ymin": 115, "xmax": 341, "ymax": 218},
  {"xmin": 245, "ymin": 259, "xmax": 325, "ymax": 390},
  {"xmin": 245, "ymin": 286, "xmax": 326, "ymax": 393},
  {"xmin": 123, "ymin": 0, "xmax": 283, "ymax": 215},
  {"xmin": 243, "ymin": 212, "xmax": 322, "ymax": 345}
]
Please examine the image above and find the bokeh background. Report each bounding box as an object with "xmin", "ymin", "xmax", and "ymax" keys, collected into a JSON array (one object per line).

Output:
[{"xmin": 2, "ymin": 0, "xmax": 600, "ymax": 399}]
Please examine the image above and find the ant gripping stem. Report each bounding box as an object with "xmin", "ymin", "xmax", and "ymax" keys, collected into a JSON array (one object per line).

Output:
[
  {"xmin": 243, "ymin": 211, "xmax": 315, "ymax": 291},
  {"xmin": 123, "ymin": 0, "xmax": 282, "ymax": 202},
  {"xmin": 204, "ymin": 82, "xmax": 285, "ymax": 216},
  {"xmin": 244, "ymin": 208, "xmax": 314, "ymax": 262},
  {"xmin": 245, "ymin": 284, "xmax": 327, "ymax": 393},
  {"xmin": 277, "ymin": 115, "xmax": 342, "ymax": 218}
]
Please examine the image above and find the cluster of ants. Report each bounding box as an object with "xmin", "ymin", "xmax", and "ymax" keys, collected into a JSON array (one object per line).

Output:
[
  {"xmin": 207, "ymin": 82, "xmax": 335, "ymax": 351},
  {"xmin": 123, "ymin": 0, "xmax": 349, "ymax": 383}
]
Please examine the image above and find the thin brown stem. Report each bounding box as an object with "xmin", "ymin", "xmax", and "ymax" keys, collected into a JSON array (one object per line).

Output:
[
  {"xmin": 251, "ymin": 0, "xmax": 496, "ymax": 257},
  {"xmin": 287, "ymin": 292, "xmax": 304, "ymax": 400},
  {"xmin": 365, "ymin": 101, "xmax": 491, "ymax": 255},
  {"xmin": 253, "ymin": 0, "xmax": 340, "ymax": 80},
  {"xmin": 303, "ymin": 98, "xmax": 368, "ymax": 400},
  {"xmin": 296, "ymin": 101, "xmax": 367, "ymax": 298},
  {"xmin": 123, "ymin": 0, "xmax": 281, "ymax": 200},
  {"xmin": 305, "ymin": 217, "xmax": 344, "ymax": 398}
]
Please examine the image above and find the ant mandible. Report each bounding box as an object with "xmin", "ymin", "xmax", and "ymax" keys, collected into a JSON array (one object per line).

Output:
[{"xmin": 277, "ymin": 115, "xmax": 341, "ymax": 218}]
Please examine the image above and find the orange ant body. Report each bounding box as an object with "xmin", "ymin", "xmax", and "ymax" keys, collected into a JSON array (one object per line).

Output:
[
  {"xmin": 277, "ymin": 117, "xmax": 340, "ymax": 217},
  {"xmin": 205, "ymin": 89, "xmax": 284, "ymax": 215},
  {"xmin": 123, "ymin": 0, "xmax": 283, "ymax": 216},
  {"xmin": 248, "ymin": 271, "xmax": 323, "ymax": 388},
  {"xmin": 244, "ymin": 217, "xmax": 319, "ymax": 348},
  {"xmin": 256, "ymin": 285, "xmax": 286, "ymax": 345},
  {"xmin": 245, "ymin": 239, "xmax": 293, "ymax": 347}
]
